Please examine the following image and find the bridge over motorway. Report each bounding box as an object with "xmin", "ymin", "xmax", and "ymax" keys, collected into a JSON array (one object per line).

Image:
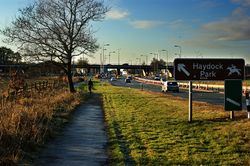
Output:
[
  {"xmin": 74, "ymin": 64, "xmax": 174, "ymax": 75},
  {"xmin": 1, "ymin": 64, "xmax": 250, "ymax": 78}
]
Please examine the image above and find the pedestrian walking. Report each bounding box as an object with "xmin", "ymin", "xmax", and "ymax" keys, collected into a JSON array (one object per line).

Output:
[{"xmin": 88, "ymin": 79, "xmax": 93, "ymax": 94}]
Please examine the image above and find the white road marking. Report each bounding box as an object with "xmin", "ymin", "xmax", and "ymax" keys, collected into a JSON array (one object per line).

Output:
[{"xmin": 226, "ymin": 98, "xmax": 241, "ymax": 107}]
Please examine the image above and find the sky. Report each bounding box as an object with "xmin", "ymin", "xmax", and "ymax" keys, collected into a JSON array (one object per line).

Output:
[{"xmin": 0, "ymin": 0, "xmax": 250, "ymax": 64}]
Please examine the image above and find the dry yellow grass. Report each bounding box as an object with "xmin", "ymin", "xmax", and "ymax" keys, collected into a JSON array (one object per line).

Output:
[{"xmin": 0, "ymin": 87, "xmax": 81, "ymax": 165}]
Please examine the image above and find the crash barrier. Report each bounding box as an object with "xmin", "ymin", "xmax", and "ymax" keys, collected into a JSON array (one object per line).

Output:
[
  {"xmin": 134, "ymin": 77, "xmax": 250, "ymax": 93},
  {"xmin": 134, "ymin": 77, "xmax": 162, "ymax": 86}
]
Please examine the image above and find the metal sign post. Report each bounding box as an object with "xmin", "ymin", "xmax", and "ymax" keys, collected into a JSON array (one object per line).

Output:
[
  {"xmin": 246, "ymin": 92, "xmax": 250, "ymax": 118},
  {"xmin": 224, "ymin": 79, "xmax": 242, "ymax": 120},
  {"xmin": 230, "ymin": 111, "xmax": 234, "ymax": 120},
  {"xmin": 174, "ymin": 58, "xmax": 245, "ymax": 81},
  {"xmin": 189, "ymin": 81, "xmax": 192, "ymax": 122},
  {"xmin": 174, "ymin": 58, "xmax": 245, "ymax": 122}
]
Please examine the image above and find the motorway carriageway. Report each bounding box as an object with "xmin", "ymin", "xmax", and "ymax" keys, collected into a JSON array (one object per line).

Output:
[{"xmin": 109, "ymin": 78, "xmax": 247, "ymax": 109}]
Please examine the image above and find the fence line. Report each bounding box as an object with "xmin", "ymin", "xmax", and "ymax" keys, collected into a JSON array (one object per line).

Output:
[{"xmin": 0, "ymin": 80, "xmax": 62, "ymax": 109}]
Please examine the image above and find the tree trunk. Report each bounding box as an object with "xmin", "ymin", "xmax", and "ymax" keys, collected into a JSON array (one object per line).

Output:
[
  {"xmin": 67, "ymin": 62, "xmax": 76, "ymax": 93},
  {"xmin": 68, "ymin": 72, "xmax": 75, "ymax": 93}
]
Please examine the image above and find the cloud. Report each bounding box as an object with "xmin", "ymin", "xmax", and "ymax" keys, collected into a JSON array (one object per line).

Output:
[
  {"xmin": 106, "ymin": 8, "xmax": 129, "ymax": 20},
  {"xmin": 129, "ymin": 20, "xmax": 165, "ymax": 29},
  {"xmin": 231, "ymin": 0, "xmax": 250, "ymax": 7},
  {"xmin": 167, "ymin": 19, "xmax": 184, "ymax": 29},
  {"xmin": 199, "ymin": 0, "xmax": 222, "ymax": 8},
  {"xmin": 203, "ymin": 8, "xmax": 250, "ymax": 41},
  {"xmin": 232, "ymin": 7, "xmax": 247, "ymax": 16}
]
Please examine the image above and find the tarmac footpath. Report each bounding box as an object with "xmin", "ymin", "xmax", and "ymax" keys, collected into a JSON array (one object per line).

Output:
[{"xmin": 33, "ymin": 93, "xmax": 108, "ymax": 166}]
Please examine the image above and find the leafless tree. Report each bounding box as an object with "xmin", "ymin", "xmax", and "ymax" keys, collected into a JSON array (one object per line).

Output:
[{"xmin": 1, "ymin": 0, "xmax": 108, "ymax": 92}]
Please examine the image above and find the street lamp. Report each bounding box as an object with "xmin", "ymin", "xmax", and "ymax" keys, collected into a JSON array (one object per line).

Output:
[
  {"xmin": 129, "ymin": 60, "xmax": 132, "ymax": 65},
  {"xmin": 161, "ymin": 49, "xmax": 169, "ymax": 79},
  {"xmin": 195, "ymin": 50, "xmax": 203, "ymax": 58},
  {"xmin": 136, "ymin": 57, "xmax": 141, "ymax": 65},
  {"xmin": 140, "ymin": 54, "xmax": 148, "ymax": 65},
  {"xmin": 103, "ymin": 44, "xmax": 110, "ymax": 64},
  {"xmin": 174, "ymin": 45, "xmax": 182, "ymax": 58},
  {"xmin": 157, "ymin": 50, "xmax": 163, "ymax": 60},
  {"xmin": 150, "ymin": 52, "xmax": 158, "ymax": 74},
  {"xmin": 117, "ymin": 49, "xmax": 121, "ymax": 65},
  {"xmin": 161, "ymin": 49, "xmax": 168, "ymax": 66},
  {"xmin": 150, "ymin": 52, "xmax": 157, "ymax": 59},
  {"xmin": 102, "ymin": 43, "xmax": 110, "ymax": 73},
  {"xmin": 108, "ymin": 51, "xmax": 115, "ymax": 64}
]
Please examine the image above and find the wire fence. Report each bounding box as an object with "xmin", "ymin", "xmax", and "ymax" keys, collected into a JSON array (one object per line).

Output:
[{"xmin": 0, "ymin": 80, "xmax": 62, "ymax": 108}]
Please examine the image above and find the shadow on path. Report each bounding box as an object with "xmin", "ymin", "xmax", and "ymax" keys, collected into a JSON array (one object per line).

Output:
[{"xmin": 33, "ymin": 93, "xmax": 108, "ymax": 166}]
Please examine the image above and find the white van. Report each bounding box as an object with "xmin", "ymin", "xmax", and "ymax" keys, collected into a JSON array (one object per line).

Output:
[{"xmin": 162, "ymin": 81, "xmax": 179, "ymax": 92}]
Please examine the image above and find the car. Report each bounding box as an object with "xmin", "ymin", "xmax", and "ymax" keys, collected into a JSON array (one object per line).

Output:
[
  {"xmin": 125, "ymin": 78, "xmax": 131, "ymax": 83},
  {"xmin": 162, "ymin": 81, "xmax": 179, "ymax": 92},
  {"xmin": 154, "ymin": 75, "xmax": 161, "ymax": 80},
  {"xmin": 110, "ymin": 77, "xmax": 116, "ymax": 81},
  {"xmin": 127, "ymin": 75, "xmax": 132, "ymax": 80},
  {"xmin": 116, "ymin": 75, "xmax": 123, "ymax": 79}
]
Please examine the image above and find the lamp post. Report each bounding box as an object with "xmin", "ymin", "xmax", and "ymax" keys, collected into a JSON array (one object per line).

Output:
[
  {"xmin": 99, "ymin": 53, "xmax": 102, "ymax": 73},
  {"xmin": 129, "ymin": 59, "xmax": 132, "ymax": 65},
  {"xmin": 157, "ymin": 50, "xmax": 163, "ymax": 60},
  {"xmin": 108, "ymin": 51, "xmax": 115, "ymax": 64},
  {"xmin": 103, "ymin": 44, "xmax": 110, "ymax": 64},
  {"xmin": 117, "ymin": 49, "xmax": 121, "ymax": 65},
  {"xmin": 161, "ymin": 49, "xmax": 168, "ymax": 65},
  {"xmin": 161, "ymin": 49, "xmax": 169, "ymax": 79},
  {"xmin": 102, "ymin": 43, "xmax": 110, "ymax": 73},
  {"xmin": 150, "ymin": 52, "xmax": 158, "ymax": 74},
  {"xmin": 140, "ymin": 54, "xmax": 148, "ymax": 65},
  {"xmin": 140, "ymin": 55, "xmax": 144, "ymax": 65},
  {"xmin": 150, "ymin": 52, "xmax": 157, "ymax": 59},
  {"xmin": 136, "ymin": 57, "xmax": 141, "ymax": 65},
  {"xmin": 195, "ymin": 50, "xmax": 203, "ymax": 58},
  {"xmin": 174, "ymin": 45, "xmax": 182, "ymax": 58}
]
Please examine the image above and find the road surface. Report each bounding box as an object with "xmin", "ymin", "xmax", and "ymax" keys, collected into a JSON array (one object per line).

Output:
[{"xmin": 109, "ymin": 78, "xmax": 246, "ymax": 108}]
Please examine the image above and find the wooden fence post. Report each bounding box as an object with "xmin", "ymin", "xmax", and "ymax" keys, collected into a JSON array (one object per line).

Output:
[{"xmin": 0, "ymin": 80, "xmax": 57, "ymax": 106}]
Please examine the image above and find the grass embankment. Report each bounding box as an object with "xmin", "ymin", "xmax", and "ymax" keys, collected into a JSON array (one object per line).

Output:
[
  {"xmin": 97, "ymin": 83, "xmax": 250, "ymax": 165},
  {"xmin": 0, "ymin": 84, "xmax": 82, "ymax": 165},
  {"xmin": 245, "ymin": 80, "xmax": 250, "ymax": 85}
]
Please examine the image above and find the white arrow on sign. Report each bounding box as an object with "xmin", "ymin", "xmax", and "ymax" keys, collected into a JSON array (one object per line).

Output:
[
  {"xmin": 178, "ymin": 64, "xmax": 190, "ymax": 76},
  {"xmin": 226, "ymin": 98, "xmax": 241, "ymax": 107}
]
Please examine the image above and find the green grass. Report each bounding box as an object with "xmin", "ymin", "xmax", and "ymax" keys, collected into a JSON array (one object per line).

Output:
[
  {"xmin": 75, "ymin": 80, "xmax": 100, "ymax": 93},
  {"xmin": 96, "ymin": 82, "xmax": 250, "ymax": 165}
]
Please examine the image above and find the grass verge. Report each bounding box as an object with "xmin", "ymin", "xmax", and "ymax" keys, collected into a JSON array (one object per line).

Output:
[{"xmin": 97, "ymin": 82, "xmax": 250, "ymax": 165}]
